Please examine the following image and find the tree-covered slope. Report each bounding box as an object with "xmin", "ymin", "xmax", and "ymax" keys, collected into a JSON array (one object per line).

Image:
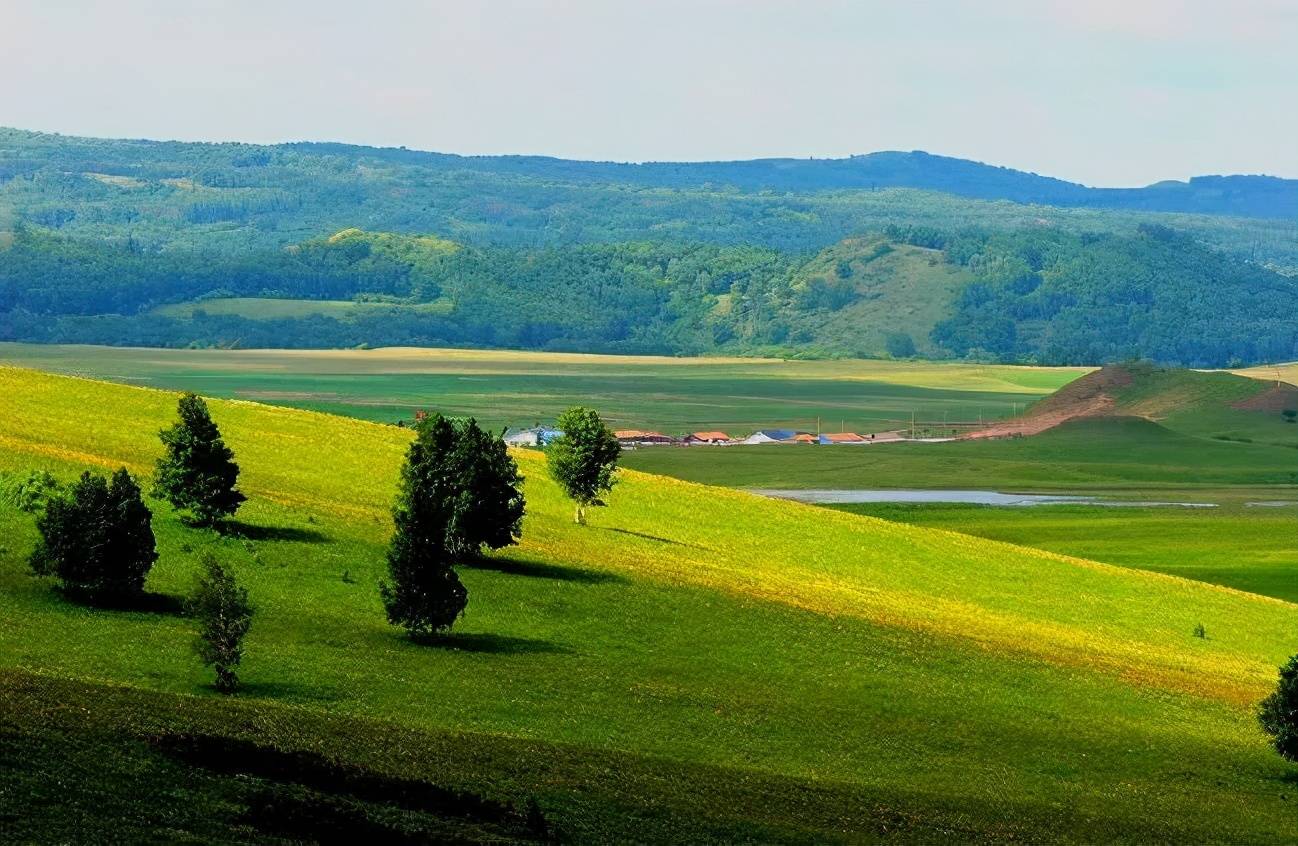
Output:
[
  {"xmin": 2, "ymin": 129, "xmax": 1296, "ymax": 365},
  {"xmin": 1, "ymin": 367, "xmax": 1297, "ymax": 841}
]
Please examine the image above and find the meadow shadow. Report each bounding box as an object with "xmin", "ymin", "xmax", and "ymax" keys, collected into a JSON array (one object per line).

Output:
[
  {"xmin": 599, "ymin": 526, "xmax": 700, "ymax": 549},
  {"xmin": 234, "ymin": 679, "xmax": 343, "ymax": 703},
  {"xmin": 464, "ymin": 554, "xmax": 625, "ymax": 585},
  {"xmin": 60, "ymin": 588, "xmax": 187, "ymax": 617},
  {"xmin": 219, "ymin": 521, "xmax": 329, "ymax": 544},
  {"xmin": 415, "ymin": 631, "xmax": 570, "ymax": 655}
]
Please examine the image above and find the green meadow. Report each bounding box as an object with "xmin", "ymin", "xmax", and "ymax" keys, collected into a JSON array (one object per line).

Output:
[
  {"xmin": 0, "ymin": 342, "xmax": 1087, "ymax": 432},
  {"xmin": 828, "ymin": 500, "xmax": 1298, "ymax": 603},
  {"xmin": 3, "ymin": 366, "xmax": 1298, "ymax": 842}
]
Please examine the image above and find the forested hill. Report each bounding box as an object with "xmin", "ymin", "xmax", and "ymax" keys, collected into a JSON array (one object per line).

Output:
[
  {"xmin": 1, "ymin": 128, "xmax": 1296, "ymax": 366},
  {"xmin": 284, "ymin": 144, "xmax": 1298, "ymax": 220}
]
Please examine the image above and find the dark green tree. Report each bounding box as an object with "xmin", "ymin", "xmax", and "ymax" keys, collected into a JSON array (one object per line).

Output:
[
  {"xmin": 1259, "ymin": 654, "xmax": 1298, "ymax": 762},
  {"xmin": 885, "ymin": 332, "xmax": 917, "ymax": 359},
  {"xmin": 380, "ymin": 414, "xmax": 525, "ymax": 638},
  {"xmin": 188, "ymin": 552, "xmax": 253, "ymax": 693},
  {"xmin": 30, "ymin": 468, "xmax": 157, "ymax": 602},
  {"xmin": 154, "ymin": 392, "xmax": 245, "ymax": 526},
  {"xmin": 547, "ymin": 407, "xmax": 620, "ymax": 525}
]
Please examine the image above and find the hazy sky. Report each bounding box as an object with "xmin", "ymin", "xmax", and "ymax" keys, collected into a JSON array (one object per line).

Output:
[{"xmin": 3, "ymin": 0, "xmax": 1294, "ymax": 186}]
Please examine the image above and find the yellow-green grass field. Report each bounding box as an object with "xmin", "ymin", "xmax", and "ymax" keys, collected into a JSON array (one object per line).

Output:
[
  {"xmin": 2, "ymin": 365, "xmax": 1298, "ymax": 842},
  {"xmin": 0, "ymin": 342, "xmax": 1089, "ymax": 432}
]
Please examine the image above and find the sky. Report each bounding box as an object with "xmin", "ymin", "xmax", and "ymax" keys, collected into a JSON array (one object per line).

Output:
[{"xmin": 2, "ymin": 0, "xmax": 1294, "ymax": 186}]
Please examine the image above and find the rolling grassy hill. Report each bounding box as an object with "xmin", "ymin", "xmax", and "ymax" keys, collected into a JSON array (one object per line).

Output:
[{"xmin": 2, "ymin": 365, "xmax": 1298, "ymax": 842}]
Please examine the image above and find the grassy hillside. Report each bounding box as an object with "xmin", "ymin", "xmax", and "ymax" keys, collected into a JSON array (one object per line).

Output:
[
  {"xmin": 783, "ymin": 238, "xmax": 973, "ymax": 357},
  {"xmin": 828, "ymin": 500, "xmax": 1298, "ymax": 603},
  {"xmin": 2, "ymin": 365, "xmax": 1298, "ymax": 841},
  {"xmin": 0, "ymin": 342, "xmax": 1087, "ymax": 431}
]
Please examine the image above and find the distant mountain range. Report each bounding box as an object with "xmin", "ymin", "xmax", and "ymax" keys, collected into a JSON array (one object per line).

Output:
[{"xmin": 281, "ymin": 142, "xmax": 1298, "ymax": 220}]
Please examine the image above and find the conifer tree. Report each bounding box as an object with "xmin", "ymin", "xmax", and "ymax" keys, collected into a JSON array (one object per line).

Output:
[
  {"xmin": 547, "ymin": 407, "xmax": 620, "ymax": 524},
  {"xmin": 154, "ymin": 392, "xmax": 245, "ymax": 526},
  {"xmin": 31, "ymin": 467, "xmax": 157, "ymax": 602},
  {"xmin": 380, "ymin": 414, "xmax": 524, "ymax": 638}
]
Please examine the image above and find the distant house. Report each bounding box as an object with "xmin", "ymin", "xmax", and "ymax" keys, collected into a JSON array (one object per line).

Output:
[
  {"xmin": 684, "ymin": 431, "xmax": 733, "ymax": 445},
  {"xmin": 504, "ymin": 426, "xmax": 563, "ymax": 447},
  {"xmin": 819, "ymin": 432, "xmax": 868, "ymax": 445},
  {"xmin": 614, "ymin": 430, "xmax": 676, "ymax": 446},
  {"xmin": 740, "ymin": 429, "xmax": 804, "ymax": 444}
]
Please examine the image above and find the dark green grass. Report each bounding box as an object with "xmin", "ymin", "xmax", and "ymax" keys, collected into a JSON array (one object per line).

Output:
[
  {"xmin": 826, "ymin": 501, "xmax": 1298, "ymax": 603},
  {"xmin": 622, "ymin": 417, "xmax": 1298, "ymax": 490}
]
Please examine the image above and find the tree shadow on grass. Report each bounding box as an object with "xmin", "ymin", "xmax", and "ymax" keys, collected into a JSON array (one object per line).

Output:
[
  {"xmin": 412, "ymin": 632, "xmax": 571, "ymax": 655},
  {"xmin": 233, "ymin": 679, "xmax": 344, "ymax": 703},
  {"xmin": 599, "ymin": 526, "xmax": 701, "ymax": 549},
  {"xmin": 218, "ymin": 521, "xmax": 329, "ymax": 544},
  {"xmin": 59, "ymin": 588, "xmax": 187, "ymax": 617},
  {"xmin": 463, "ymin": 554, "xmax": 625, "ymax": 585}
]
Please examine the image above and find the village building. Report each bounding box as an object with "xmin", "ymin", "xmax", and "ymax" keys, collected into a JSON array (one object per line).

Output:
[
  {"xmin": 740, "ymin": 429, "xmax": 805, "ymax": 444},
  {"xmin": 504, "ymin": 426, "xmax": 563, "ymax": 447},
  {"xmin": 684, "ymin": 431, "xmax": 733, "ymax": 445},
  {"xmin": 819, "ymin": 432, "xmax": 868, "ymax": 444},
  {"xmin": 614, "ymin": 430, "xmax": 676, "ymax": 446}
]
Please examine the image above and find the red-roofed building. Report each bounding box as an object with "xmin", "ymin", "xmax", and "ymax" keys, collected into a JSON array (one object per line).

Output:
[{"xmin": 819, "ymin": 432, "xmax": 868, "ymax": 444}]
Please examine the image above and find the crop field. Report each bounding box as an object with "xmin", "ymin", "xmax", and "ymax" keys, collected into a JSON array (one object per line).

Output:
[
  {"xmin": 3, "ymin": 365, "xmax": 1298, "ymax": 842},
  {"xmin": 0, "ymin": 342, "xmax": 1089, "ymax": 432}
]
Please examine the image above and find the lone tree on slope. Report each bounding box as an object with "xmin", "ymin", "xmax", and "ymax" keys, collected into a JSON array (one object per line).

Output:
[
  {"xmin": 30, "ymin": 468, "xmax": 158, "ymax": 603},
  {"xmin": 188, "ymin": 552, "xmax": 253, "ymax": 694},
  {"xmin": 154, "ymin": 392, "xmax": 245, "ymax": 527},
  {"xmin": 380, "ymin": 414, "xmax": 525, "ymax": 638},
  {"xmin": 547, "ymin": 406, "xmax": 620, "ymax": 525},
  {"xmin": 1259, "ymin": 653, "xmax": 1298, "ymax": 763}
]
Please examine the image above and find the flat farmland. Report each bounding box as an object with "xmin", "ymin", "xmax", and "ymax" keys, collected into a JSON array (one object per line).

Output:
[{"xmin": 0, "ymin": 343, "xmax": 1089, "ymax": 432}]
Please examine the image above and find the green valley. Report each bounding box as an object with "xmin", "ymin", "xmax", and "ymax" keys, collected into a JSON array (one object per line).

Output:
[{"xmin": 2, "ymin": 365, "xmax": 1298, "ymax": 842}]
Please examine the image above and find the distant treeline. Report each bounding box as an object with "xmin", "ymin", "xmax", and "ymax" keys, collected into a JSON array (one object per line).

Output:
[{"xmin": 2, "ymin": 224, "xmax": 1294, "ymax": 367}]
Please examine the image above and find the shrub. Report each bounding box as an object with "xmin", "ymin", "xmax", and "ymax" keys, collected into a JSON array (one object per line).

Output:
[
  {"xmin": 188, "ymin": 552, "xmax": 253, "ymax": 693},
  {"xmin": 380, "ymin": 414, "xmax": 524, "ymax": 638},
  {"xmin": 30, "ymin": 468, "xmax": 157, "ymax": 602},
  {"xmin": 154, "ymin": 392, "xmax": 245, "ymax": 526},
  {"xmin": 1259, "ymin": 654, "xmax": 1298, "ymax": 763},
  {"xmin": 0, "ymin": 469, "xmax": 63, "ymax": 515},
  {"xmin": 547, "ymin": 407, "xmax": 620, "ymax": 525}
]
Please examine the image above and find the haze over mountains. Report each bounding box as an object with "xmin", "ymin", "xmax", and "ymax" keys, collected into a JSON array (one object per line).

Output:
[{"xmin": 1, "ymin": 128, "xmax": 1296, "ymax": 366}]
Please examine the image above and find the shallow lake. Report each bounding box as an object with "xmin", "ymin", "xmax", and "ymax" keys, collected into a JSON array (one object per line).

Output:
[{"xmin": 748, "ymin": 489, "xmax": 1220, "ymax": 507}]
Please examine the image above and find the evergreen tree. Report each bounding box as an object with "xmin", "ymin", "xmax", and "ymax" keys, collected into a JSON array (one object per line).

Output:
[
  {"xmin": 154, "ymin": 392, "xmax": 245, "ymax": 526},
  {"xmin": 547, "ymin": 407, "xmax": 620, "ymax": 525},
  {"xmin": 188, "ymin": 552, "xmax": 253, "ymax": 694},
  {"xmin": 380, "ymin": 414, "xmax": 525, "ymax": 638},
  {"xmin": 1259, "ymin": 654, "xmax": 1298, "ymax": 763},
  {"xmin": 30, "ymin": 468, "xmax": 157, "ymax": 602}
]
